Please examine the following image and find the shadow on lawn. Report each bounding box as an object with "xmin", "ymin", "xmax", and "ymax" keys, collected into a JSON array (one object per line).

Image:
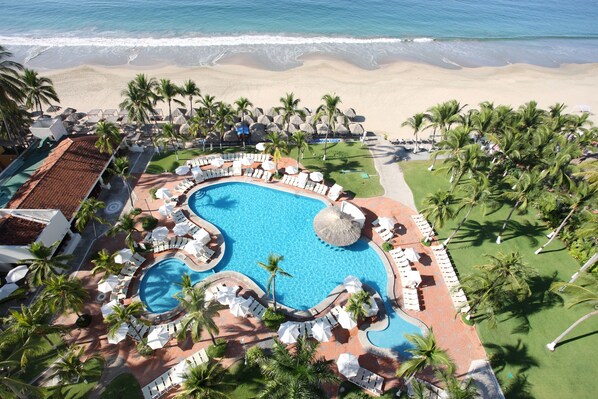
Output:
[
  {"xmin": 485, "ymin": 339, "xmax": 540, "ymax": 374},
  {"xmin": 449, "ymin": 218, "xmax": 545, "ymax": 247},
  {"xmin": 503, "ymin": 374, "xmax": 535, "ymax": 399}
]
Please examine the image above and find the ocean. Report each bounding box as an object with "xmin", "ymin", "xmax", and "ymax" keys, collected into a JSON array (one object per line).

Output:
[{"xmin": 1, "ymin": 0, "xmax": 597, "ymax": 70}]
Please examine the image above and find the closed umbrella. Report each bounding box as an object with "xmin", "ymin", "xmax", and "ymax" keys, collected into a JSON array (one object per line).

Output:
[
  {"xmin": 311, "ymin": 320, "xmax": 332, "ymax": 342},
  {"xmin": 343, "ymin": 275, "xmax": 362, "ymax": 294},
  {"xmin": 152, "ymin": 226, "xmax": 169, "ymax": 241},
  {"xmin": 403, "ymin": 248, "xmax": 421, "ymax": 262},
  {"xmin": 175, "ymin": 165, "xmax": 190, "ymax": 175},
  {"xmin": 115, "ymin": 248, "xmax": 134, "ymax": 264},
  {"xmin": 309, "ymin": 171, "xmax": 324, "ymax": 182},
  {"xmin": 337, "ymin": 353, "xmax": 359, "ymax": 378},
  {"xmin": 241, "ymin": 156, "xmax": 254, "ymax": 166},
  {"xmin": 107, "ymin": 323, "xmax": 129, "ymax": 344},
  {"xmin": 278, "ymin": 321, "xmax": 299, "ymax": 344},
  {"xmin": 147, "ymin": 326, "xmax": 170, "ymax": 349},
  {"xmin": 173, "ymin": 222, "xmax": 190, "ymax": 236},
  {"xmin": 378, "ymin": 216, "xmax": 397, "ymax": 231},
  {"xmin": 98, "ymin": 275, "xmax": 120, "ymax": 293},
  {"xmin": 101, "ymin": 300, "xmax": 121, "ymax": 317},
  {"xmin": 261, "ymin": 160, "xmax": 275, "ymax": 171},
  {"xmin": 210, "ymin": 157, "xmax": 225, "ymax": 168},
  {"xmin": 229, "ymin": 296, "xmax": 251, "ymax": 317},
  {"xmin": 255, "ymin": 142, "xmax": 266, "ymax": 151},
  {"xmin": 158, "ymin": 203, "xmax": 175, "ymax": 217},
  {"xmin": 337, "ymin": 308, "xmax": 357, "ymax": 330},
  {"xmin": 6, "ymin": 265, "xmax": 29, "ymax": 283},
  {"xmin": 285, "ymin": 165, "xmax": 298, "ymax": 175},
  {"xmin": 0, "ymin": 283, "xmax": 19, "ymax": 300},
  {"xmin": 155, "ymin": 187, "xmax": 172, "ymax": 200}
]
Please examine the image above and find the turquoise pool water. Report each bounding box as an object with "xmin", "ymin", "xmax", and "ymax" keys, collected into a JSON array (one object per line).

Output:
[{"xmin": 139, "ymin": 182, "xmax": 422, "ymax": 353}]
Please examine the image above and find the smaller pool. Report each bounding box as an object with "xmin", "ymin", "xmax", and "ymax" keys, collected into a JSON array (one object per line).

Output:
[{"xmin": 139, "ymin": 257, "xmax": 214, "ymax": 313}]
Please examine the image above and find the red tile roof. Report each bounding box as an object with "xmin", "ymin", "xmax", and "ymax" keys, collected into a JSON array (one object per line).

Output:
[
  {"xmin": 6, "ymin": 136, "xmax": 111, "ymax": 221},
  {"xmin": 0, "ymin": 215, "xmax": 46, "ymax": 246}
]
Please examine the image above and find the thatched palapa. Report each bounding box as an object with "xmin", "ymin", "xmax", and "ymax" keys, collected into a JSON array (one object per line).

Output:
[{"xmin": 313, "ymin": 206, "xmax": 361, "ymax": 247}]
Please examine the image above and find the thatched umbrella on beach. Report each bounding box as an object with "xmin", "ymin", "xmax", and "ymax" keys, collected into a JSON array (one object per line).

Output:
[
  {"xmin": 307, "ymin": 115, "xmax": 318, "ymax": 125},
  {"xmin": 349, "ymin": 123, "xmax": 364, "ymax": 134},
  {"xmin": 265, "ymin": 107, "xmax": 278, "ymax": 117},
  {"xmin": 316, "ymin": 124, "xmax": 329, "ymax": 135},
  {"xmin": 171, "ymin": 108, "xmax": 186, "ymax": 118},
  {"xmin": 250, "ymin": 122, "xmax": 265, "ymax": 131},
  {"xmin": 252, "ymin": 107, "xmax": 263, "ymax": 117},
  {"xmin": 303, "ymin": 107, "xmax": 312, "ymax": 116},
  {"xmin": 173, "ymin": 115, "xmax": 187, "ymax": 125},
  {"xmin": 313, "ymin": 206, "xmax": 361, "ymax": 247},
  {"xmin": 300, "ymin": 123, "xmax": 315, "ymax": 134},
  {"xmin": 273, "ymin": 114, "xmax": 284, "ymax": 125},
  {"xmin": 243, "ymin": 115, "xmax": 255, "ymax": 125},
  {"xmin": 267, "ymin": 123, "xmax": 281, "ymax": 133},
  {"xmin": 335, "ymin": 125, "xmax": 350, "ymax": 135},
  {"xmin": 251, "ymin": 129, "xmax": 266, "ymax": 142},
  {"xmin": 290, "ymin": 115, "xmax": 303, "ymax": 125},
  {"xmin": 224, "ymin": 129, "xmax": 238, "ymax": 142},
  {"xmin": 320, "ymin": 115, "xmax": 330, "ymax": 124},
  {"xmin": 180, "ymin": 123, "xmax": 190, "ymax": 135},
  {"xmin": 344, "ymin": 108, "xmax": 356, "ymax": 120},
  {"xmin": 258, "ymin": 115, "xmax": 272, "ymax": 124}
]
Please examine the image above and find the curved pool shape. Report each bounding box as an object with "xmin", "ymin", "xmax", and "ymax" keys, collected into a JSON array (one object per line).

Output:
[{"xmin": 139, "ymin": 182, "xmax": 422, "ymax": 353}]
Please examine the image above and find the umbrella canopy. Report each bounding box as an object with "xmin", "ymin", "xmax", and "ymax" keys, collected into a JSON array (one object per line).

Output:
[
  {"xmin": 173, "ymin": 115, "xmax": 187, "ymax": 125},
  {"xmin": 147, "ymin": 326, "xmax": 170, "ymax": 349},
  {"xmin": 191, "ymin": 166, "xmax": 204, "ymax": 180},
  {"xmin": 273, "ymin": 114, "xmax": 284, "ymax": 125},
  {"xmin": 101, "ymin": 300, "xmax": 121, "ymax": 317},
  {"xmin": 349, "ymin": 123, "xmax": 364, "ymax": 134},
  {"xmin": 337, "ymin": 353, "xmax": 360, "ymax": 378},
  {"xmin": 243, "ymin": 115, "xmax": 255, "ymax": 125},
  {"xmin": 261, "ymin": 160, "xmax": 276, "ymax": 171},
  {"xmin": 311, "ymin": 320, "xmax": 333, "ymax": 342},
  {"xmin": 343, "ymin": 275, "xmax": 363, "ymax": 294},
  {"xmin": 320, "ymin": 115, "xmax": 330, "ymax": 124},
  {"xmin": 155, "ymin": 187, "xmax": 172, "ymax": 200},
  {"xmin": 278, "ymin": 321, "xmax": 300, "ymax": 344},
  {"xmin": 285, "ymin": 165, "xmax": 298, "ymax": 175},
  {"xmin": 344, "ymin": 108, "xmax": 357, "ymax": 119},
  {"xmin": 313, "ymin": 206, "xmax": 361, "ymax": 247},
  {"xmin": 403, "ymin": 247, "xmax": 421, "ymax": 262},
  {"xmin": 210, "ymin": 157, "xmax": 225, "ymax": 168},
  {"xmin": 255, "ymin": 142, "xmax": 266, "ymax": 151},
  {"xmin": 152, "ymin": 226, "xmax": 169, "ymax": 241},
  {"xmin": 193, "ymin": 228, "xmax": 211, "ymax": 244},
  {"xmin": 335, "ymin": 125, "xmax": 350, "ymax": 135},
  {"xmin": 404, "ymin": 269, "xmax": 422, "ymax": 288},
  {"xmin": 378, "ymin": 216, "xmax": 397, "ymax": 231},
  {"xmin": 0, "ymin": 283, "xmax": 19, "ymax": 300},
  {"xmin": 251, "ymin": 129, "xmax": 266, "ymax": 142},
  {"xmin": 229, "ymin": 296, "xmax": 251, "ymax": 317},
  {"xmin": 184, "ymin": 240, "xmax": 205, "ymax": 256},
  {"xmin": 107, "ymin": 323, "xmax": 129, "ymax": 344},
  {"xmin": 98, "ymin": 275, "xmax": 120, "ymax": 293},
  {"xmin": 66, "ymin": 113, "xmax": 79, "ymax": 123},
  {"xmin": 267, "ymin": 123, "xmax": 281, "ymax": 133},
  {"xmin": 215, "ymin": 287, "xmax": 237, "ymax": 305},
  {"xmin": 46, "ymin": 105, "xmax": 61, "ymax": 113},
  {"xmin": 173, "ymin": 222, "xmax": 190, "ymax": 236},
  {"xmin": 171, "ymin": 108, "xmax": 186, "ymax": 118},
  {"xmin": 252, "ymin": 107, "xmax": 263, "ymax": 117},
  {"xmin": 224, "ymin": 129, "xmax": 238, "ymax": 142},
  {"xmin": 175, "ymin": 165, "xmax": 190, "ymax": 175},
  {"xmin": 299, "ymin": 123, "xmax": 315, "ymax": 134},
  {"xmin": 241, "ymin": 156, "xmax": 254, "ymax": 166},
  {"xmin": 265, "ymin": 107, "xmax": 278, "ymax": 117},
  {"xmin": 6, "ymin": 265, "xmax": 29, "ymax": 283},
  {"xmin": 171, "ymin": 361, "xmax": 190, "ymax": 385},
  {"xmin": 290, "ymin": 115, "xmax": 304, "ymax": 125},
  {"xmin": 257, "ymin": 115, "xmax": 272, "ymax": 124},
  {"xmin": 180, "ymin": 123, "xmax": 190, "ymax": 135},
  {"xmin": 337, "ymin": 308, "xmax": 357, "ymax": 330},
  {"xmin": 158, "ymin": 203, "xmax": 175, "ymax": 217},
  {"xmin": 364, "ymin": 298, "xmax": 379, "ymax": 317},
  {"xmin": 316, "ymin": 124, "xmax": 329, "ymax": 134},
  {"xmin": 309, "ymin": 171, "xmax": 324, "ymax": 182},
  {"xmin": 115, "ymin": 248, "xmax": 134, "ymax": 264}
]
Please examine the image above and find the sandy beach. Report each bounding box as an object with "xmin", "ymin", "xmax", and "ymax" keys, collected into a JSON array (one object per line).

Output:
[{"xmin": 46, "ymin": 58, "xmax": 598, "ymax": 140}]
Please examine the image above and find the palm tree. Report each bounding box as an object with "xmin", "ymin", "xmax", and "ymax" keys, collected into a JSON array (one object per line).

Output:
[
  {"xmin": 438, "ymin": 143, "xmax": 487, "ymax": 193},
  {"xmin": 20, "ymin": 68, "xmax": 59, "ymax": 117},
  {"xmin": 176, "ymin": 285, "xmax": 223, "ymax": 345},
  {"xmin": 496, "ymin": 169, "xmax": 547, "ymax": 244},
  {"xmin": 316, "ymin": 94, "xmax": 342, "ymax": 161},
  {"xmin": 258, "ymin": 253, "xmax": 292, "ymax": 311},
  {"xmin": 109, "ymin": 213, "xmax": 139, "ymax": 252},
  {"xmin": 345, "ymin": 290, "xmax": 371, "ymax": 322},
  {"xmin": 50, "ymin": 346, "xmax": 100, "ymax": 384},
  {"xmin": 94, "ymin": 121, "xmax": 121, "ymax": 154},
  {"xmin": 0, "ymin": 358, "xmax": 41, "ymax": 399},
  {"xmin": 427, "ymin": 100, "xmax": 465, "ymax": 144},
  {"xmin": 22, "ymin": 241, "xmax": 73, "ymax": 287},
  {"xmin": 39, "ymin": 275, "xmax": 88, "ymax": 319},
  {"xmin": 74, "ymin": 198, "xmax": 107, "ymax": 237},
  {"xmin": 401, "ymin": 113, "xmax": 428, "ymax": 153},
  {"xmin": 91, "ymin": 248, "xmax": 122, "ymax": 277},
  {"xmin": 290, "ymin": 130, "xmax": 311, "ymax": 169},
  {"xmin": 104, "ymin": 301, "xmax": 145, "ymax": 342},
  {"xmin": 256, "ymin": 337, "xmax": 339, "ymax": 399},
  {"xmin": 180, "ymin": 79, "xmax": 200, "ymax": 117},
  {"xmin": 396, "ymin": 330, "xmax": 454, "ymax": 379},
  {"xmin": 3, "ymin": 305, "xmax": 65, "ymax": 348},
  {"xmin": 263, "ymin": 132, "xmax": 288, "ymax": 176},
  {"xmin": 119, "ymin": 74, "xmax": 157, "ymax": 142},
  {"xmin": 517, "ymin": 101, "xmax": 545, "ymax": 132},
  {"xmin": 420, "ymin": 190, "xmax": 456, "ymax": 241},
  {"xmin": 155, "ymin": 79, "xmax": 183, "ymax": 123},
  {"xmin": 176, "ymin": 273, "xmax": 193, "ymax": 297},
  {"xmin": 546, "ymin": 275, "xmax": 598, "ymax": 351},
  {"xmin": 175, "ymin": 360, "xmax": 232, "ymax": 399},
  {"xmin": 234, "ymin": 96, "xmax": 253, "ymax": 147},
  {"xmin": 429, "ymin": 126, "xmax": 472, "ymax": 172},
  {"xmin": 437, "ymin": 372, "xmax": 479, "ymax": 399},
  {"xmin": 197, "ymin": 93, "xmax": 218, "ymax": 127},
  {"xmin": 277, "ymin": 93, "xmax": 305, "ymax": 134},
  {"xmin": 189, "ymin": 109, "xmax": 211, "ymax": 151},
  {"xmin": 158, "ymin": 123, "xmax": 183, "ymax": 160},
  {"xmin": 109, "ymin": 156, "xmax": 134, "ymax": 207},
  {"xmin": 0, "ymin": 46, "xmax": 25, "ymax": 153},
  {"xmin": 214, "ymin": 102, "xmax": 235, "ymax": 149}
]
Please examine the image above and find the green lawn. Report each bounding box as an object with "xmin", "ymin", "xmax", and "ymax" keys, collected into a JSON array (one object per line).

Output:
[
  {"xmin": 224, "ymin": 362, "xmax": 265, "ymax": 398},
  {"xmin": 400, "ymin": 160, "xmax": 597, "ymax": 399},
  {"xmin": 44, "ymin": 357, "xmax": 105, "ymax": 399},
  {"xmin": 20, "ymin": 333, "xmax": 65, "ymax": 382},
  {"xmin": 99, "ymin": 373, "xmax": 143, "ymax": 399},
  {"xmin": 146, "ymin": 142, "xmax": 383, "ymax": 198}
]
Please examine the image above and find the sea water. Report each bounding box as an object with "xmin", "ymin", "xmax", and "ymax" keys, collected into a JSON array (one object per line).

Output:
[{"xmin": 1, "ymin": 0, "xmax": 597, "ymax": 69}]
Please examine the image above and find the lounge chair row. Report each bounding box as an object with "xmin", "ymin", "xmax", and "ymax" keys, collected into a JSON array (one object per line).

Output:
[
  {"xmin": 153, "ymin": 236, "xmax": 190, "ymax": 253},
  {"xmin": 175, "ymin": 178, "xmax": 197, "ymax": 194},
  {"xmin": 349, "ymin": 367, "xmax": 384, "ymax": 396},
  {"xmin": 431, "ymin": 244, "xmax": 470, "ymax": 313},
  {"xmin": 280, "ymin": 174, "xmax": 330, "ymax": 195},
  {"xmin": 109, "ymin": 275, "xmax": 132, "ymax": 301},
  {"xmin": 327, "ymin": 183, "xmax": 343, "ymax": 201},
  {"xmin": 172, "ymin": 209, "xmax": 204, "ymax": 238},
  {"xmin": 128, "ymin": 316, "xmax": 151, "ymax": 341},
  {"xmin": 243, "ymin": 167, "xmax": 273, "ymax": 181},
  {"xmin": 411, "ymin": 214, "xmax": 435, "ymax": 239},
  {"xmin": 245, "ymin": 296, "xmax": 267, "ymax": 320},
  {"xmin": 374, "ymin": 225, "xmax": 394, "ymax": 241},
  {"xmin": 187, "ymin": 153, "xmax": 270, "ymax": 168},
  {"xmin": 402, "ymin": 287, "xmax": 421, "ymax": 311},
  {"xmin": 388, "ymin": 248, "xmax": 421, "ymax": 289}
]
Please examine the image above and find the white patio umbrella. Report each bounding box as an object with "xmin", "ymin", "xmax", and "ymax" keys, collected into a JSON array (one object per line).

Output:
[
  {"xmin": 311, "ymin": 320, "xmax": 333, "ymax": 342},
  {"xmin": 241, "ymin": 156, "xmax": 254, "ymax": 166},
  {"xmin": 173, "ymin": 222, "xmax": 190, "ymax": 236},
  {"xmin": 147, "ymin": 326, "xmax": 170, "ymax": 349},
  {"xmin": 278, "ymin": 321, "xmax": 300, "ymax": 345},
  {"xmin": 309, "ymin": 171, "xmax": 324, "ymax": 182},
  {"xmin": 215, "ymin": 290, "xmax": 237, "ymax": 306},
  {"xmin": 343, "ymin": 275, "xmax": 363, "ymax": 294},
  {"xmin": 379, "ymin": 216, "xmax": 397, "ymax": 231},
  {"xmin": 0, "ymin": 283, "xmax": 19, "ymax": 300},
  {"xmin": 183, "ymin": 240, "xmax": 205, "ymax": 256},
  {"xmin": 155, "ymin": 187, "xmax": 172, "ymax": 200},
  {"xmin": 403, "ymin": 247, "xmax": 421, "ymax": 262},
  {"xmin": 285, "ymin": 165, "xmax": 298, "ymax": 175},
  {"xmin": 255, "ymin": 142, "xmax": 266, "ymax": 151},
  {"xmin": 191, "ymin": 166, "xmax": 204, "ymax": 180},
  {"xmin": 175, "ymin": 165, "xmax": 190, "ymax": 175},
  {"xmin": 193, "ymin": 228, "xmax": 211, "ymax": 244},
  {"xmin": 337, "ymin": 308, "xmax": 357, "ymax": 330},
  {"xmin": 171, "ymin": 361, "xmax": 190, "ymax": 385},
  {"xmin": 152, "ymin": 226, "xmax": 169, "ymax": 241},
  {"xmin": 6, "ymin": 265, "xmax": 29, "ymax": 283},
  {"xmin": 114, "ymin": 248, "xmax": 134, "ymax": 264},
  {"xmin": 210, "ymin": 157, "xmax": 225, "ymax": 168},
  {"xmin": 97, "ymin": 275, "xmax": 120, "ymax": 293},
  {"xmin": 364, "ymin": 298, "xmax": 379, "ymax": 317},
  {"xmin": 158, "ymin": 203, "xmax": 175, "ymax": 217},
  {"xmin": 337, "ymin": 353, "xmax": 360, "ymax": 378},
  {"xmin": 404, "ymin": 269, "xmax": 422, "ymax": 288},
  {"xmin": 107, "ymin": 323, "xmax": 129, "ymax": 344},
  {"xmin": 229, "ymin": 296, "xmax": 251, "ymax": 317},
  {"xmin": 101, "ymin": 300, "xmax": 121, "ymax": 317},
  {"xmin": 261, "ymin": 160, "xmax": 275, "ymax": 170}
]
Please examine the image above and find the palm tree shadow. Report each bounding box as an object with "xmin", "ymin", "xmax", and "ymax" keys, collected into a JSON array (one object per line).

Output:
[
  {"xmin": 501, "ymin": 220, "xmax": 544, "ymax": 246},
  {"xmin": 503, "ymin": 374, "xmax": 534, "ymax": 399},
  {"xmin": 485, "ymin": 339, "xmax": 539, "ymax": 374},
  {"xmin": 451, "ymin": 219, "xmax": 500, "ymax": 247}
]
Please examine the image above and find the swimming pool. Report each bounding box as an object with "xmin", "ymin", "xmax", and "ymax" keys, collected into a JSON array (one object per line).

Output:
[{"xmin": 139, "ymin": 181, "xmax": 422, "ymax": 352}]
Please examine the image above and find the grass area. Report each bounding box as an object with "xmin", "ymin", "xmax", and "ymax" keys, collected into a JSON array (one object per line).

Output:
[
  {"xmin": 224, "ymin": 362, "xmax": 265, "ymax": 399},
  {"xmin": 99, "ymin": 373, "xmax": 143, "ymax": 399},
  {"xmin": 44, "ymin": 357, "xmax": 105, "ymax": 399},
  {"xmin": 146, "ymin": 142, "xmax": 383, "ymax": 198},
  {"xmin": 400, "ymin": 160, "xmax": 597, "ymax": 399}
]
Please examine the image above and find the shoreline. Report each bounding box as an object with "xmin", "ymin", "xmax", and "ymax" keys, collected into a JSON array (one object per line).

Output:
[{"xmin": 44, "ymin": 58, "xmax": 598, "ymax": 140}]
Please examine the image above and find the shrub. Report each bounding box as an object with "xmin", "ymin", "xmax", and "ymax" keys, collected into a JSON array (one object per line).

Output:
[
  {"xmin": 136, "ymin": 341, "xmax": 154, "ymax": 358},
  {"xmin": 149, "ymin": 187, "xmax": 158, "ymax": 200},
  {"xmin": 207, "ymin": 338, "xmax": 228, "ymax": 359},
  {"xmin": 420, "ymin": 239, "xmax": 431, "ymax": 247},
  {"xmin": 381, "ymin": 242, "xmax": 393, "ymax": 252},
  {"xmin": 130, "ymin": 207, "xmax": 142, "ymax": 216},
  {"xmin": 140, "ymin": 216, "xmax": 158, "ymax": 231},
  {"xmin": 245, "ymin": 345, "xmax": 265, "ymax": 366},
  {"xmin": 262, "ymin": 307, "xmax": 286, "ymax": 330}
]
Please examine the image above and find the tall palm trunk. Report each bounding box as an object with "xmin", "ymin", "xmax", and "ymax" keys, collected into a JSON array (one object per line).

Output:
[
  {"xmin": 546, "ymin": 310, "xmax": 598, "ymax": 351},
  {"xmin": 444, "ymin": 205, "xmax": 474, "ymax": 246},
  {"xmin": 171, "ymin": 139, "xmax": 179, "ymax": 160},
  {"xmin": 414, "ymin": 132, "xmax": 419, "ymax": 153},
  {"xmin": 565, "ymin": 253, "xmax": 598, "ymax": 288},
  {"xmin": 168, "ymin": 101, "xmax": 172, "ymax": 124},
  {"xmin": 322, "ymin": 129, "xmax": 330, "ymax": 161},
  {"xmin": 535, "ymin": 206, "xmax": 577, "ymax": 254},
  {"xmin": 272, "ymin": 277, "xmax": 277, "ymax": 311},
  {"xmin": 497, "ymin": 199, "xmax": 520, "ymax": 244}
]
